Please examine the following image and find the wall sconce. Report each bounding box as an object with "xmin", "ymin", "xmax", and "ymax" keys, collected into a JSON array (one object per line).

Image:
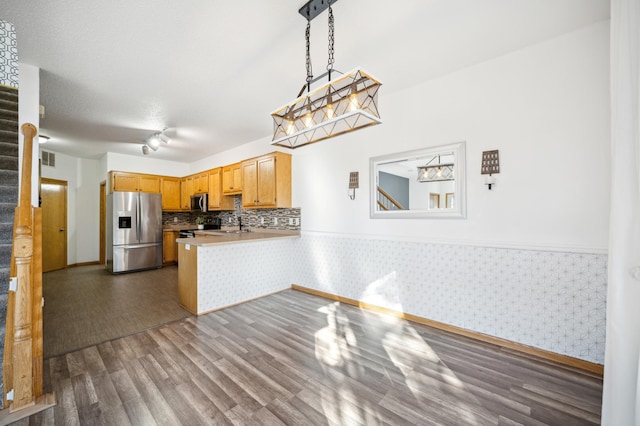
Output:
[
  {"xmin": 481, "ymin": 150, "xmax": 500, "ymax": 190},
  {"xmin": 348, "ymin": 171, "xmax": 359, "ymax": 200}
]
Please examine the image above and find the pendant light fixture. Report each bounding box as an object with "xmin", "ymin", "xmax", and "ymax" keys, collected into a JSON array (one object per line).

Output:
[{"xmin": 271, "ymin": 0, "xmax": 382, "ymax": 149}]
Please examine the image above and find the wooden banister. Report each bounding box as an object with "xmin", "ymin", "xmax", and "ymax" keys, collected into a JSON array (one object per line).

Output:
[
  {"xmin": 0, "ymin": 123, "xmax": 52, "ymax": 424},
  {"xmin": 377, "ymin": 186, "xmax": 405, "ymax": 210},
  {"xmin": 9, "ymin": 123, "xmax": 36, "ymax": 411}
]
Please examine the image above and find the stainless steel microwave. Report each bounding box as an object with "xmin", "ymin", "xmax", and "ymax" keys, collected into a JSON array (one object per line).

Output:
[{"xmin": 190, "ymin": 193, "xmax": 208, "ymax": 212}]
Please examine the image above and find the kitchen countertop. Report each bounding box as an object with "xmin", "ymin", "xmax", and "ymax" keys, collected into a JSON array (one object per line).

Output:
[{"xmin": 175, "ymin": 229, "xmax": 300, "ymax": 247}]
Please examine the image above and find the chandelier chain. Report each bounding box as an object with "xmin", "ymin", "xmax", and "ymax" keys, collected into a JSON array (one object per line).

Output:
[
  {"xmin": 306, "ymin": 20, "xmax": 313, "ymax": 88},
  {"xmin": 327, "ymin": 5, "xmax": 335, "ymax": 73}
]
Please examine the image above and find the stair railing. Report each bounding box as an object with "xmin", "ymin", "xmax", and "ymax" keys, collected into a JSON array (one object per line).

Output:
[
  {"xmin": 377, "ymin": 186, "xmax": 405, "ymax": 211},
  {"xmin": 1, "ymin": 123, "xmax": 49, "ymax": 418}
]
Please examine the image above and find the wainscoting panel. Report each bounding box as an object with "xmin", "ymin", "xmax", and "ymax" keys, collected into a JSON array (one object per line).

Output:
[{"xmin": 290, "ymin": 233, "xmax": 607, "ymax": 364}]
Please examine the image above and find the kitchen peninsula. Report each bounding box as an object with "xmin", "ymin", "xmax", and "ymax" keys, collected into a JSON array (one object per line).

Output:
[{"xmin": 176, "ymin": 230, "xmax": 300, "ymax": 315}]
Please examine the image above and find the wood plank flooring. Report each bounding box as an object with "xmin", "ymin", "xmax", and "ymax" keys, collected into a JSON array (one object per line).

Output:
[
  {"xmin": 12, "ymin": 290, "xmax": 602, "ymax": 425},
  {"xmin": 42, "ymin": 265, "xmax": 190, "ymax": 358}
]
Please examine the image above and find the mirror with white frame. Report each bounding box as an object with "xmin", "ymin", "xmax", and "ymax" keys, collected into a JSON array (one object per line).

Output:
[{"xmin": 370, "ymin": 141, "xmax": 466, "ymax": 219}]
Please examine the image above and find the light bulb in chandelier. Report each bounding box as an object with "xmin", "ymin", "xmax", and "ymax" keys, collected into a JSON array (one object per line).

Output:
[{"xmin": 348, "ymin": 83, "xmax": 359, "ymax": 112}]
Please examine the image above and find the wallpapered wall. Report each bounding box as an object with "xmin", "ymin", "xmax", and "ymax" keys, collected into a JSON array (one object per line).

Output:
[
  {"xmin": 290, "ymin": 233, "xmax": 607, "ymax": 364},
  {"xmin": 0, "ymin": 20, "xmax": 19, "ymax": 88}
]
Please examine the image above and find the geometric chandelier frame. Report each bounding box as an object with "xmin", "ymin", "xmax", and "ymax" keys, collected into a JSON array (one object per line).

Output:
[{"xmin": 271, "ymin": 68, "xmax": 382, "ymax": 149}]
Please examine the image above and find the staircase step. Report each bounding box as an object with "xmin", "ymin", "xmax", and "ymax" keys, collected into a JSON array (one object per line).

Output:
[
  {"xmin": 0, "ymin": 223, "xmax": 12, "ymax": 244},
  {"xmin": 0, "ymin": 118, "xmax": 18, "ymax": 133},
  {"xmin": 0, "ymin": 170, "xmax": 17, "ymax": 187},
  {"xmin": 0, "ymin": 244, "xmax": 10, "ymax": 268},
  {"xmin": 0, "ymin": 185, "xmax": 17, "ymax": 205},
  {"xmin": 0, "ymin": 267, "xmax": 9, "ymax": 295},
  {"xmin": 0, "ymin": 154, "xmax": 18, "ymax": 171},
  {"xmin": 0, "ymin": 85, "xmax": 18, "ymax": 100},
  {"xmin": 0, "ymin": 130, "xmax": 19, "ymax": 145},
  {"xmin": 0, "ymin": 98, "xmax": 18, "ymax": 112},
  {"xmin": 0, "ymin": 108, "xmax": 18, "ymax": 122},
  {"xmin": 0, "ymin": 141, "xmax": 19, "ymax": 157},
  {"xmin": 0, "ymin": 203, "xmax": 17, "ymax": 223}
]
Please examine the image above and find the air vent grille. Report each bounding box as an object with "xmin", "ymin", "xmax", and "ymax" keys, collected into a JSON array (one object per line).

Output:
[{"xmin": 42, "ymin": 151, "xmax": 56, "ymax": 167}]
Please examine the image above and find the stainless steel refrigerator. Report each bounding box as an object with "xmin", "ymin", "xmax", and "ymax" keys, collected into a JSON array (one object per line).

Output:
[{"xmin": 106, "ymin": 191, "xmax": 163, "ymax": 273}]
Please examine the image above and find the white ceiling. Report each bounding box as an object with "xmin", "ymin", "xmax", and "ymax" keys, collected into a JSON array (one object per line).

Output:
[{"xmin": 1, "ymin": 0, "xmax": 609, "ymax": 163}]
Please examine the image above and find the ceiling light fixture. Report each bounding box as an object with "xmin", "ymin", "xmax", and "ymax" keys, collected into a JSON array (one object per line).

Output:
[
  {"xmin": 417, "ymin": 155, "xmax": 455, "ymax": 182},
  {"xmin": 141, "ymin": 129, "xmax": 171, "ymax": 155},
  {"xmin": 271, "ymin": 0, "xmax": 382, "ymax": 149}
]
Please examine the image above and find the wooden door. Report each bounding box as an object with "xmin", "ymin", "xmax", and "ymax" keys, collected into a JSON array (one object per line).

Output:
[
  {"xmin": 41, "ymin": 178, "xmax": 67, "ymax": 272},
  {"xmin": 257, "ymin": 156, "xmax": 276, "ymax": 206}
]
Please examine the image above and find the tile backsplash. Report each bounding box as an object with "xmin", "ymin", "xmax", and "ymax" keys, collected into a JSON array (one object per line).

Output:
[{"xmin": 162, "ymin": 195, "xmax": 301, "ymax": 230}]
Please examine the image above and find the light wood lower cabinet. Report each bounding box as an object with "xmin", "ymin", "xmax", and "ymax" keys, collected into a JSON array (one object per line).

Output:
[
  {"xmin": 163, "ymin": 230, "xmax": 178, "ymax": 264},
  {"xmin": 178, "ymin": 244, "xmax": 197, "ymax": 314}
]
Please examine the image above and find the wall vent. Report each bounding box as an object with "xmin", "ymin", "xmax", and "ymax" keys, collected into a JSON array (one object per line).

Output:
[{"xmin": 42, "ymin": 151, "xmax": 55, "ymax": 167}]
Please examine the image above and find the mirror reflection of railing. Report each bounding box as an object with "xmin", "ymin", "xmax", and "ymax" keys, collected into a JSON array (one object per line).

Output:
[
  {"xmin": 377, "ymin": 186, "xmax": 405, "ymax": 211},
  {"xmin": 370, "ymin": 141, "xmax": 466, "ymax": 219}
]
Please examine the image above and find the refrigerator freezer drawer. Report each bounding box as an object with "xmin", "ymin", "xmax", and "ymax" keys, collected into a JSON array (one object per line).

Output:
[{"xmin": 110, "ymin": 243, "xmax": 162, "ymax": 273}]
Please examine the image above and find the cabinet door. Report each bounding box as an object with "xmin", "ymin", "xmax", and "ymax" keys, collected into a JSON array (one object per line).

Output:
[
  {"xmin": 163, "ymin": 231, "xmax": 177, "ymax": 263},
  {"xmin": 222, "ymin": 163, "xmax": 242, "ymax": 194},
  {"xmin": 208, "ymin": 169, "xmax": 221, "ymax": 209},
  {"xmin": 241, "ymin": 161, "xmax": 258, "ymax": 207},
  {"xmin": 161, "ymin": 177, "xmax": 181, "ymax": 210},
  {"xmin": 194, "ymin": 173, "xmax": 209, "ymax": 193},
  {"xmin": 257, "ymin": 156, "xmax": 277, "ymax": 206},
  {"xmin": 139, "ymin": 175, "xmax": 160, "ymax": 193},
  {"xmin": 180, "ymin": 178, "xmax": 193, "ymax": 210},
  {"xmin": 112, "ymin": 172, "xmax": 139, "ymax": 192}
]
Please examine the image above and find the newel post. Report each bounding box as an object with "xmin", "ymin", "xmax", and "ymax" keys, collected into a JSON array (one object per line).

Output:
[{"xmin": 10, "ymin": 123, "xmax": 36, "ymax": 411}]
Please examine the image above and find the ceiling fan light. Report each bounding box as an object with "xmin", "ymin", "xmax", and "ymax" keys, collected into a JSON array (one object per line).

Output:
[
  {"xmin": 142, "ymin": 145, "xmax": 150, "ymax": 155},
  {"xmin": 38, "ymin": 135, "xmax": 50, "ymax": 144}
]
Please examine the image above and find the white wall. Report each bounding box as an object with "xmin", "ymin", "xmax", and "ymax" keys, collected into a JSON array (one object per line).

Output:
[
  {"xmin": 103, "ymin": 152, "xmax": 190, "ymax": 178},
  {"xmin": 40, "ymin": 151, "xmax": 101, "ymax": 264},
  {"xmin": 17, "ymin": 63, "xmax": 40, "ymax": 207},
  {"xmin": 289, "ymin": 21, "xmax": 610, "ymax": 252}
]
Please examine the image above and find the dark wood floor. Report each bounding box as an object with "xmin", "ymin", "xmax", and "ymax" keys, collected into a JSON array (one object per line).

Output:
[
  {"xmin": 42, "ymin": 265, "xmax": 190, "ymax": 358},
  {"xmin": 13, "ymin": 290, "xmax": 602, "ymax": 425}
]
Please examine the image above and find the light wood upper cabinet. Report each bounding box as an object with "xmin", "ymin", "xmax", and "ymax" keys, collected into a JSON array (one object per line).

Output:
[
  {"xmin": 192, "ymin": 172, "xmax": 209, "ymax": 194},
  {"xmin": 222, "ymin": 163, "xmax": 242, "ymax": 194},
  {"xmin": 160, "ymin": 177, "xmax": 181, "ymax": 211},
  {"xmin": 241, "ymin": 152, "xmax": 291, "ymax": 208},
  {"xmin": 180, "ymin": 177, "xmax": 193, "ymax": 210},
  {"xmin": 208, "ymin": 168, "xmax": 235, "ymax": 210},
  {"xmin": 110, "ymin": 171, "xmax": 160, "ymax": 193}
]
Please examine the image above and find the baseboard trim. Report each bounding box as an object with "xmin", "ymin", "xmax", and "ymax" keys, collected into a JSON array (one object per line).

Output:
[
  {"xmin": 67, "ymin": 261, "xmax": 100, "ymax": 268},
  {"xmin": 291, "ymin": 284, "xmax": 604, "ymax": 376},
  {"xmin": 0, "ymin": 392, "xmax": 55, "ymax": 426}
]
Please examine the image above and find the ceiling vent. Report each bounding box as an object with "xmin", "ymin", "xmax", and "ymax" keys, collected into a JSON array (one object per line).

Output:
[{"xmin": 41, "ymin": 151, "xmax": 56, "ymax": 167}]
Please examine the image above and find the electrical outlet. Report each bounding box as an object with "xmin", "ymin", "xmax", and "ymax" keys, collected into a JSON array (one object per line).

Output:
[
  {"xmin": 274, "ymin": 217, "xmax": 278, "ymax": 225},
  {"xmin": 228, "ymin": 217, "xmax": 232, "ymax": 223},
  {"xmin": 289, "ymin": 218, "xmax": 294, "ymax": 225},
  {"xmin": 260, "ymin": 217, "xmax": 264, "ymax": 225},
  {"xmin": 295, "ymin": 218, "xmax": 300, "ymax": 226},
  {"xmin": 173, "ymin": 217, "xmax": 178, "ymax": 223}
]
